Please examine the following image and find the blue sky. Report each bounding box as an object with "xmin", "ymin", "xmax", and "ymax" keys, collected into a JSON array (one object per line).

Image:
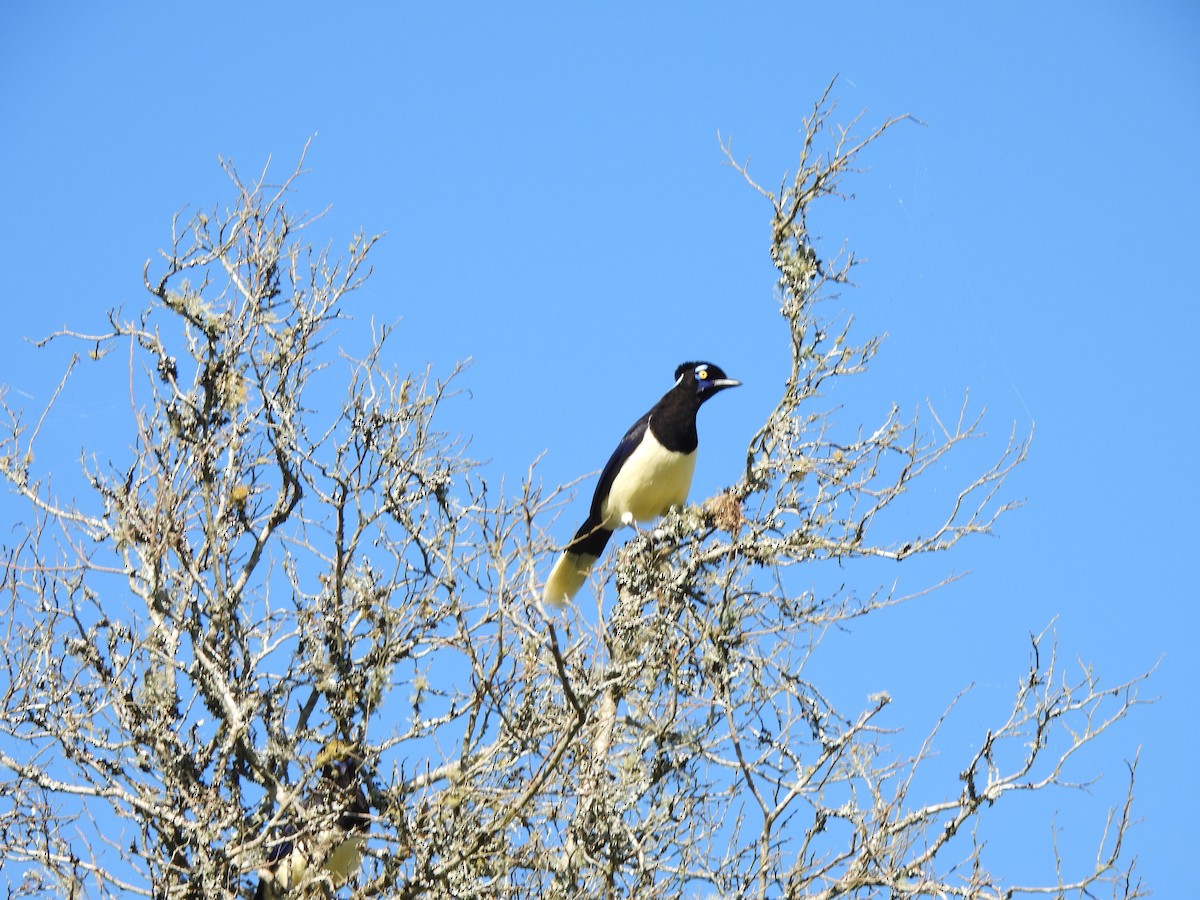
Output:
[{"xmin": 2, "ymin": 1, "xmax": 1197, "ymax": 894}]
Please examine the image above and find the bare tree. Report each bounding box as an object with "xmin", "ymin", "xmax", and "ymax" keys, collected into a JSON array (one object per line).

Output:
[{"xmin": 0, "ymin": 85, "xmax": 1148, "ymax": 899}]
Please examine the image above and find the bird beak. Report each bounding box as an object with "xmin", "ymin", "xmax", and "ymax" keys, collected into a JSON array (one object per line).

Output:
[{"xmin": 712, "ymin": 378, "xmax": 741, "ymax": 389}]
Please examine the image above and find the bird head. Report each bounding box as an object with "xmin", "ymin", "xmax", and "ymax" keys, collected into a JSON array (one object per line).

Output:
[
  {"xmin": 314, "ymin": 740, "xmax": 363, "ymax": 790},
  {"xmin": 674, "ymin": 361, "xmax": 741, "ymax": 402}
]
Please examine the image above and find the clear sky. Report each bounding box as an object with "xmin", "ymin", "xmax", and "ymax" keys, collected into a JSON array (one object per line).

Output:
[{"xmin": 2, "ymin": 2, "xmax": 1197, "ymax": 894}]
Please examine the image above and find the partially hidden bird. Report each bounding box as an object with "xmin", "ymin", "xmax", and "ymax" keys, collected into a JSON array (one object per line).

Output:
[
  {"xmin": 255, "ymin": 741, "xmax": 371, "ymax": 899},
  {"xmin": 543, "ymin": 361, "xmax": 740, "ymax": 606}
]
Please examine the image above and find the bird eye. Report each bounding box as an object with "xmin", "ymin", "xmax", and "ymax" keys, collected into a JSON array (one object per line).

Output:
[{"xmin": 695, "ymin": 366, "xmax": 709, "ymax": 380}]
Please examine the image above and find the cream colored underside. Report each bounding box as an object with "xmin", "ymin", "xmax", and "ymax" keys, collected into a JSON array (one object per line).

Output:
[
  {"xmin": 600, "ymin": 430, "xmax": 696, "ymax": 527},
  {"xmin": 260, "ymin": 834, "xmax": 364, "ymax": 898}
]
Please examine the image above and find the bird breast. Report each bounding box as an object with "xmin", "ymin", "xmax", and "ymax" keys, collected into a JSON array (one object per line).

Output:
[{"xmin": 600, "ymin": 430, "xmax": 697, "ymax": 527}]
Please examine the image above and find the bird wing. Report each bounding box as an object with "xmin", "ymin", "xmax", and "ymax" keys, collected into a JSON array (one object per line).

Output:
[{"xmin": 588, "ymin": 411, "xmax": 651, "ymax": 522}]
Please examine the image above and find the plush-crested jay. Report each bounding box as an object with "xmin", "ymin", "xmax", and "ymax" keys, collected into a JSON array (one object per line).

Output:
[
  {"xmin": 543, "ymin": 361, "xmax": 740, "ymax": 605},
  {"xmin": 255, "ymin": 741, "xmax": 370, "ymax": 899}
]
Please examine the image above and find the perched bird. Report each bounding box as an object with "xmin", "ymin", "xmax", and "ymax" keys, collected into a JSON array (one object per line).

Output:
[
  {"xmin": 255, "ymin": 741, "xmax": 371, "ymax": 899},
  {"xmin": 543, "ymin": 361, "xmax": 740, "ymax": 605}
]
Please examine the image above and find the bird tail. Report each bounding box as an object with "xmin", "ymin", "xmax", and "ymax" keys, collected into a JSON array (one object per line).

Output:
[{"xmin": 543, "ymin": 516, "xmax": 612, "ymax": 606}]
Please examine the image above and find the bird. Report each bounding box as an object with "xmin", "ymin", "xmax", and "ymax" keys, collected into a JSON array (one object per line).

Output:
[
  {"xmin": 255, "ymin": 741, "xmax": 371, "ymax": 899},
  {"xmin": 543, "ymin": 361, "xmax": 740, "ymax": 606}
]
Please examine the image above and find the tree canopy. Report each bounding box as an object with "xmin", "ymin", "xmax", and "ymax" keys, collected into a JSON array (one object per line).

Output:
[{"xmin": 0, "ymin": 88, "xmax": 1148, "ymax": 899}]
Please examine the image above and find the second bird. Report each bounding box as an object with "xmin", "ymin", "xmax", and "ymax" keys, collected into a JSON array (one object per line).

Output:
[{"xmin": 543, "ymin": 361, "xmax": 741, "ymax": 606}]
